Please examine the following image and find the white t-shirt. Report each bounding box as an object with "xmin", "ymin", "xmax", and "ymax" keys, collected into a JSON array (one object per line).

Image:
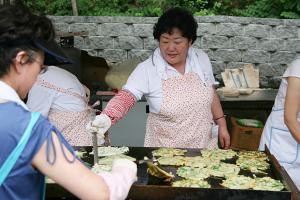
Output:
[
  {"xmin": 123, "ymin": 47, "xmax": 215, "ymax": 113},
  {"xmin": 273, "ymin": 58, "xmax": 300, "ymax": 110},
  {"xmin": 27, "ymin": 66, "xmax": 88, "ymax": 117}
]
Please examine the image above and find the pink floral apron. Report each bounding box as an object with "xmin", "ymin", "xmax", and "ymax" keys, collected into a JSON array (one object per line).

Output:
[
  {"xmin": 37, "ymin": 79, "xmax": 94, "ymax": 146},
  {"xmin": 144, "ymin": 72, "xmax": 217, "ymax": 149}
]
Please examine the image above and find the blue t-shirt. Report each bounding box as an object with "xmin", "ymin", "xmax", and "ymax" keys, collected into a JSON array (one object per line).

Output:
[{"xmin": 0, "ymin": 102, "xmax": 75, "ymax": 200}]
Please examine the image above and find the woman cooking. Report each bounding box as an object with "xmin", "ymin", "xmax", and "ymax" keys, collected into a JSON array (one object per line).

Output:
[
  {"xmin": 26, "ymin": 65, "xmax": 104, "ymax": 146},
  {"xmin": 87, "ymin": 7, "xmax": 230, "ymax": 149}
]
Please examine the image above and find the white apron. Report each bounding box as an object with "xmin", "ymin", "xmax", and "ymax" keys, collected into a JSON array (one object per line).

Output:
[
  {"xmin": 37, "ymin": 79, "xmax": 94, "ymax": 146},
  {"xmin": 144, "ymin": 72, "xmax": 217, "ymax": 149},
  {"xmin": 259, "ymin": 105, "xmax": 300, "ymax": 189}
]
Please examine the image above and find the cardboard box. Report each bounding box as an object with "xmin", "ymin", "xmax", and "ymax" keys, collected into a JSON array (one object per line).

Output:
[{"xmin": 230, "ymin": 117, "xmax": 263, "ymax": 150}]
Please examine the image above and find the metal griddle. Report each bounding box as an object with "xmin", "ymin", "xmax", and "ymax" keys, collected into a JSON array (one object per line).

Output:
[{"xmin": 46, "ymin": 146, "xmax": 300, "ymax": 200}]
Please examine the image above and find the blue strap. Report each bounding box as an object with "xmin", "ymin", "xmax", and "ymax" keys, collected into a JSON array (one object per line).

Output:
[
  {"xmin": 41, "ymin": 176, "xmax": 46, "ymax": 200},
  {"xmin": 0, "ymin": 112, "xmax": 40, "ymax": 185}
]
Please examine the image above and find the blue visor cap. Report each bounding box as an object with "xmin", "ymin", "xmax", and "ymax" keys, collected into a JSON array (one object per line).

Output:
[{"xmin": 34, "ymin": 39, "xmax": 73, "ymax": 66}]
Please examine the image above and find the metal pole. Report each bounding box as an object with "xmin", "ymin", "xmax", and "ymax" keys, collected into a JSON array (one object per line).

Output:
[{"xmin": 92, "ymin": 133, "xmax": 98, "ymax": 165}]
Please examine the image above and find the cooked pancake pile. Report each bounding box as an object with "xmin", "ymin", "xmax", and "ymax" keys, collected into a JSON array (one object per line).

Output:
[
  {"xmin": 90, "ymin": 146, "xmax": 129, "ymax": 157},
  {"xmin": 150, "ymin": 147, "xmax": 285, "ymax": 191},
  {"xmin": 152, "ymin": 147, "xmax": 187, "ymax": 157},
  {"xmin": 91, "ymin": 146, "xmax": 134, "ymax": 174}
]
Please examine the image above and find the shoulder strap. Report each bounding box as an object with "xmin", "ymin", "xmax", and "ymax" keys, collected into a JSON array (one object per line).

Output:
[
  {"xmin": 0, "ymin": 112, "xmax": 40, "ymax": 185},
  {"xmin": 37, "ymin": 79, "xmax": 88, "ymax": 103}
]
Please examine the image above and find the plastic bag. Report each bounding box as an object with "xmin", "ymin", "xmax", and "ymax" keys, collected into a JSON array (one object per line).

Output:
[{"xmin": 236, "ymin": 118, "xmax": 263, "ymax": 128}]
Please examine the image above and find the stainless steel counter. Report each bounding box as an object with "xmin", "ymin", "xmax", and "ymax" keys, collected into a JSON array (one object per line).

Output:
[{"xmin": 217, "ymin": 88, "xmax": 277, "ymax": 102}]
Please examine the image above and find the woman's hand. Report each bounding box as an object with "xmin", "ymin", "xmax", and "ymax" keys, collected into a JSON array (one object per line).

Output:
[
  {"xmin": 218, "ymin": 126, "xmax": 230, "ymax": 149},
  {"xmin": 86, "ymin": 113, "xmax": 112, "ymax": 139}
]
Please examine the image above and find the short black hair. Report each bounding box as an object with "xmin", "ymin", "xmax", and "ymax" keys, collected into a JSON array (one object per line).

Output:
[
  {"xmin": 0, "ymin": 3, "xmax": 55, "ymax": 77},
  {"xmin": 153, "ymin": 7, "xmax": 198, "ymax": 44}
]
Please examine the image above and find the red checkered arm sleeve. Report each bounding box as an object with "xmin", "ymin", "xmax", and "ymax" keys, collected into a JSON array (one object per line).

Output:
[{"xmin": 102, "ymin": 90, "xmax": 137, "ymax": 125}]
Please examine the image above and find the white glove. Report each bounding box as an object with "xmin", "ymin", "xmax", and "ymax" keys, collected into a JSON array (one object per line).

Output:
[
  {"xmin": 86, "ymin": 113, "xmax": 112, "ymax": 137},
  {"xmin": 98, "ymin": 159, "xmax": 137, "ymax": 200}
]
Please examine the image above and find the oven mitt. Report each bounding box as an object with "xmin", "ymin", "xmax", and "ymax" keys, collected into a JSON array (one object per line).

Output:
[
  {"xmin": 86, "ymin": 113, "xmax": 111, "ymax": 139},
  {"xmin": 98, "ymin": 158, "xmax": 137, "ymax": 200}
]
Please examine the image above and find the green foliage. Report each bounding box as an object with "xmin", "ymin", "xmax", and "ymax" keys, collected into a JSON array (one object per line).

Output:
[
  {"xmin": 227, "ymin": 0, "xmax": 300, "ymax": 19},
  {"xmin": 234, "ymin": 0, "xmax": 282, "ymax": 18},
  {"xmin": 194, "ymin": 1, "xmax": 222, "ymax": 16},
  {"xmin": 23, "ymin": 0, "xmax": 300, "ymax": 19},
  {"xmin": 24, "ymin": 0, "xmax": 72, "ymax": 15},
  {"xmin": 281, "ymin": 11, "xmax": 300, "ymax": 19}
]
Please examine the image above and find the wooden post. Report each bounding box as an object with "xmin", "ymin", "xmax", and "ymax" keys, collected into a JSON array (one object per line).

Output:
[
  {"xmin": 71, "ymin": 0, "xmax": 78, "ymax": 16},
  {"xmin": 0, "ymin": 0, "xmax": 16, "ymax": 5}
]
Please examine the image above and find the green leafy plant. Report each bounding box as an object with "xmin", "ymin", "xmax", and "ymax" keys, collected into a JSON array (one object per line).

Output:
[{"xmin": 23, "ymin": 0, "xmax": 300, "ymax": 18}]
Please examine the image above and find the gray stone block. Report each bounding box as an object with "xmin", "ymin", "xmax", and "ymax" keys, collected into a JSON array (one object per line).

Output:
[
  {"xmin": 133, "ymin": 24, "xmax": 154, "ymax": 37},
  {"xmin": 285, "ymin": 39, "xmax": 300, "ymax": 52},
  {"xmin": 85, "ymin": 36, "xmax": 113, "ymax": 49},
  {"xmin": 211, "ymin": 61, "xmax": 226, "ymax": 74},
  {"xmin": 144, "ymin": 37, "xmax": 158, "ymax": 50},
  {"xmin": 74, "ymin": 36, "xmax": 85, "ymax": 48},
  {"xmin": 227, "ymin": 16, "xmax": 253, "ymax": 25},
  {"xmin": 49, "ymin": 16, "xmax": 75, "ymax": 23},
  {"xmin": 226, "ymin": 62, "xmax": 252, "ymax": 69},
  {"xmin": 128, "ymin": 50, "xmax": 152, "ymax": 61},
  {"xmin": 254, "ymin": 18, "xmax": 283, "ymax": 26},
  {"xmin": 54, "ymin": 23, "xmax": 70, "ymax": 34},
  {"xmin": 271, "ymin": 26, "xmax": 298, "ymax": 39},
  {"xmin": 212, "ymin": 49, "xmax": 242, "ymax": 62},
  {"xmin": 69, "ymin": 23, "xmax": 98, "ymax": 35},
  {"xmin": 108, "ymin": 16, "xmax": 157, "ymax": 24},
  {"xmin": 259, "ymin": 76, "xmax": 269, "ymax": 88},
  {"xmin": 216, "ymin": 23, "xmax": 244, "ymax": 36},
  {"xmin": 244, "ymin": 24, "xmax": 271, "ymax": 38},
  {"xmin": 260, "ymin": 75, "xmax": 283, "ymax": 88},
  {"xmin": 98, "ymin": 23, "xmax": 133, "ymax": 36},
  {"xmin": 242, "ymin": 50, "xmax": 270, "ymax": 63},
  {"xmin": 195, "ymin": 16, "xmax": 230, "ymax": 23},
  {"xmin": 115, "ymin": 36, "xmax": 143, "ymax": 50},
  {"xmin": 197, "ymin": 23, "xmax": 216, "ymax": 36},
  {"xmin": 192, "ymin": 38, "xmax": 202, "ymax": 48},
  {"xmin": 284, "ymin": 19, "xmax": 300, "ymax": 26},
  {"xmin": 257, "ymin": 63, "xmax": 286, "ymax": 76},
  {"xmin": 256, "ymin": 38, "xmax": 285, "ymax": 51},
  {"xmin": 202, "ymin": 36, "xmax": 230, "ymax": 48},
  {"xmin": 231, "ymin": 36, "xmax": 257, "ymax": 50},
  {"xmin": 270, "ymin": 51, "xmax": 297, "ymax": 64}
]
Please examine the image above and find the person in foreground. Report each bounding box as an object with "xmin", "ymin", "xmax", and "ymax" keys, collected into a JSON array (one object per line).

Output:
[
  {"xmin": 27, "ymin": 65, "xmax": 103, "ymax": 146},
  {"xmin": 87, "ymin": 7, "xmax": 230, "ymax": 149},
  {"xmin": 259, "ymin": 58, "xmax": 300, "ymax": 190},
  {"xmin": 0, "ymin": 3, "xmax": 136, "ymax": 200}
]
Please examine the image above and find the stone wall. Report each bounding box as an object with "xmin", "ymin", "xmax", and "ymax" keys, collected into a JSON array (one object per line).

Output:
[{"xmin": 50, "ymin": 16, "xmax": 300, "ymax": 88}]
